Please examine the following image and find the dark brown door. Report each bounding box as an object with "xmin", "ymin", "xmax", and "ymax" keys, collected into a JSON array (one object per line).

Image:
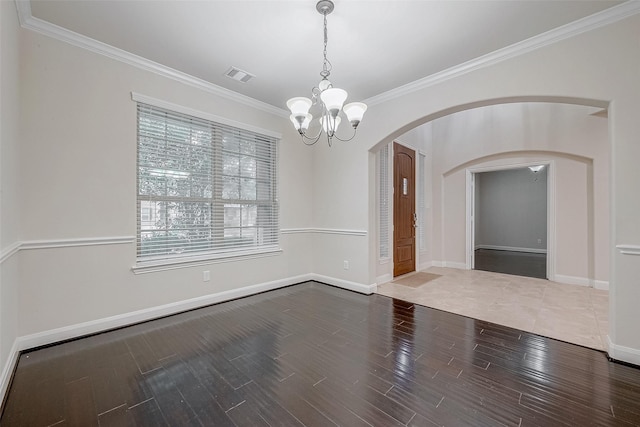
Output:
[{"xmin": 393, "ymin": 142, "xmax": 416, "ymax": 277}]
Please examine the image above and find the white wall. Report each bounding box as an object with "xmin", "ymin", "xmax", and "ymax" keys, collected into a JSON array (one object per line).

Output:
[
  {"xmin": 2, "ymin": 3, "xmax": 639, "ymax": 389},
  {"xmin": 424, "ymin": 102, "xmax": 608, "ymax": 284},
  {"xmin": 355, "ymin": 14, "xmax": 640, "ymax": 364},
  {"xmin": 380, "ymin": 102, "xmax": 608, "ymax": 284},
  {"xmin": 475, "ymin": 167, "xmax": 548, "ymax": 252},
  {"xmin": 15, "ymin": 27, "xmax": 315, "ymax": 341},
  {"xmin": 0, "ymin": 0, "xmax": 22, "ymax": 399}
]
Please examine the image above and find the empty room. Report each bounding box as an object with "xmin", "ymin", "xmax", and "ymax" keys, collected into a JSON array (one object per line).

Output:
[{"xmin": 2, "ymin": 0, "xmax": 640, "ymax": 425}]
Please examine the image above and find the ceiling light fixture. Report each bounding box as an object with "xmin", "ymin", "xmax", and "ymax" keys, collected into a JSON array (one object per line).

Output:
[{"xmin": 286, "ymin": 0, "xmax": 367, "ymax": 146}]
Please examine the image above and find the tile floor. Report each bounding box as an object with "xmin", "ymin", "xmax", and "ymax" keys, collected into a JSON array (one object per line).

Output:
[{"xmin": 377, "ymin": 267, "xmax": 609, "ymax": 351}]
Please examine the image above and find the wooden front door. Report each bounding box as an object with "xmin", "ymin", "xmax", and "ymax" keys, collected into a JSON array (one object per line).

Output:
[{"xmin": 393, "ymin": 142, "xmax": 416, "ymax": 277}]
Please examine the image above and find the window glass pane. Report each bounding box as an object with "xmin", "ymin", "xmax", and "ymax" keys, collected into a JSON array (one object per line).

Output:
[
  {"xmin": 242, "ymin": 205, "xmax": 258, "ymax": 226},
  {"xmin": 256, "ymin": 181, "xmax": 271, "ymax": 201},
  {"xmin": 224, "ymin": 204, "xmax": 241, "ymax": 228},
  {"xmin": 222, "ymin": 176, "xmax": 240, "ymax": 199},
  {"xmin": 240, "ymin": 178, "xmax": 257, "ymax": 200},
  {"xmin": 223, "ymin": 153, "xmax": 239, "ymax": 176},
  {"xmin": 222, "ymin": 134, "xmax": 239, "ymax": 152},
  {"xmin": 240, "ymin": 156, "xmax": 256, "ymax": 178},
  {"xmin": 256, "ymin": 158, "xmax": 271, "ymax": 181},
  {"xmin": 241, "ymin": 227, "xmax": 257, "ymax": 243},
  {"xmin": 240, "ymin": 140, "xmax": 255, "ymax": 155}
]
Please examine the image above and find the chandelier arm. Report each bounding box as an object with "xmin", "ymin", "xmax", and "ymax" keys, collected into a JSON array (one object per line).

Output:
[
  {"xmin": 331, "ymin": 127, "xmax": 358, "ymax": 142},
  {"xmin": 298, "ymin": 127, "xmax": 324, "ymax": 145}
]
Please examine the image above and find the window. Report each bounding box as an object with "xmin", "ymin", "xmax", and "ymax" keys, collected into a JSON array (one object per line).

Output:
[
  {"xmin": 136, "ymin": 102, "xmax": 279, "ymax": 264},
  {"xmin": 378, "ymin": 144, "xmax": 390, "ymax": 260},
  {"xmin": 418, "ymin": 152, "xmax": 426, "ymax": 251}
]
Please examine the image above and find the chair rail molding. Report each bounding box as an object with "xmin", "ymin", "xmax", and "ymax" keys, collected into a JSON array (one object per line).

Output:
[
  {"xmin": 0, "ymin": 237, "xmax": 136, "ymax": 265},
  {"xmin": 616, "ymin": 244, "xmax": 640, "ymax": 256},
  {"xmin": 281, "ymin": 228, "xmax": 367, "ymax": 236}
]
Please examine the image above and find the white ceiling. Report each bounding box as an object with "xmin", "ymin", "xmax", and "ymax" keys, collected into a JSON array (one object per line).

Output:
[{"xmin": 28, "ymin": 0, "xmax": 623, "ymax": 110}]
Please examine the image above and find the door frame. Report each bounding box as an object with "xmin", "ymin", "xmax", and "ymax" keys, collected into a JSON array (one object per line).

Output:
[{"xmin": 465, "ymin": 161, "xmax": 555, "ymax": 281}]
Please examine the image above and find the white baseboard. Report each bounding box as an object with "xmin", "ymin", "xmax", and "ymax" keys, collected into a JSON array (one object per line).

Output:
[
  {"xmin": 10, "ymin": 272, "xmax": 373, "ymax": 362},
  {"xmin": 2, "ymin": 272, "xmax": 377, "ymax": 405},
  {"xmin": 311, "ymin": 274, "xmax": 377, "ymax": 295},
  {"xmin": 16, "ymin": 273, "xmax": 313, "ymax": 352},
  {"xmin": 430, "ymin": 261, "xmax": 468, "ymax": 270},
  {"xmin": 608, "ymin": 336, "xmax": 640, "ymax": 367},
  {"xmin": 475, "ymin": 244, "xmax": 547, "ymax": 254},
  {"xmin": 553, "ymin": 274, "xmax": 609, "ymax": 290},
  {"xmin": 375, "ymin": 273, "xmax": 393, "ymax": 286},
  {"xmin": 418, "ymin": 262, "xmax": 433, "ymax": 271},
  {"xmin": 0, "ymin": 339, "xmax": 20, "ymax": 408},
  {"xmin": 553, "ymin": 274, "xmax": 591, "ymax": 287},
  {"xmin": 445, "ymin": 261, "xmax": 468, "ymax": 269},
  {"xmin": 593, "ymin": 280, "xmax": 610, "ymax": 291}
]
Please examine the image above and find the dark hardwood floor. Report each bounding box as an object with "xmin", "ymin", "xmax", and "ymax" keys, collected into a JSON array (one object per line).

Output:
[
  {"xmin": 475, "ymin": 248, "xmax": 547, "ymax": 279},
  {"xmin": 2, "ymin": 281, "xmax": 640, "ymax": 426}
]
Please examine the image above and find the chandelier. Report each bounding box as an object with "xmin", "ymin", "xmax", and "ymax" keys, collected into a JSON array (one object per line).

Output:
[{"xmin": 286, "ymin": 0, "xmax": 367, "ymax": 146}]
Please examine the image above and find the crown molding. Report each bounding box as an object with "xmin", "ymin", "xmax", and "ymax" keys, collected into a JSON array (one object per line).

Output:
[
  {"xmin": 15, "ymin": 1, "xmax": 640, "ymax": 112},
  {"xmin": 14, "ymin": 1, "xmax": 288, "ymax": 118},
  {"xmin": 365, "ymin": 0, "xmax": 640, "ymax": 106}
]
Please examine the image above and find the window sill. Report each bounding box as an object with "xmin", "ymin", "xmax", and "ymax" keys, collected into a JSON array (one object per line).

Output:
[{"xmin": 132, "ymin": 247, "xmax": 283, "ymax": 274}]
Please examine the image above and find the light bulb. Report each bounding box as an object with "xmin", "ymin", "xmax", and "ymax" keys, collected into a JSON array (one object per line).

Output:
[{"xmin": 321, "ymin": 114, "xmax": 342, "ymax": 134}]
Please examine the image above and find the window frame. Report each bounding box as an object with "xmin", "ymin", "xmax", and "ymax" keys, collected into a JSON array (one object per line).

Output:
[{"xmin": 132, "ymin": 93, "xmax": 281, "ymax": 273}]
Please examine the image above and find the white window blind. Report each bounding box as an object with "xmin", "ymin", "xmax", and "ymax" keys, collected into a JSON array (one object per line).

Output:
[
  {"xmin": 418, "ymin": 152, "xmax": 426, "ymax": 251},
  {"xmin": 136, "ymin": 103, "xmax": 279, "ymax": 263},
  {"xmin": 378, "ymin": 144, "xmax": 390, "ymax": 260}
]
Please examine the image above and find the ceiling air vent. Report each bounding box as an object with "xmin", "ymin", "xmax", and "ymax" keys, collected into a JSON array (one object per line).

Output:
[{"xmin": 224, "ymin": 67, "xmax": 255, "ymax": 83}]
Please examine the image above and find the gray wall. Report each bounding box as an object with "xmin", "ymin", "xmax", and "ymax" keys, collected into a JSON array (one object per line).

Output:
[{"xmin": 475, "ymin": 167, "xmax": 547, "ymax": 252}]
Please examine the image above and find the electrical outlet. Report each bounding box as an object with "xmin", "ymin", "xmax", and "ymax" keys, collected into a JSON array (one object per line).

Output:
[
  {"xmin": 537, "ymin": 238, "xmax": 542, "ymax": 244},
  {"xmin": 343, "ymin": 260, "xmax": 349, "ymax": 270},
  {"xmin": 203, "ymin": 270, "xmax": 210, "ymax": 282}
]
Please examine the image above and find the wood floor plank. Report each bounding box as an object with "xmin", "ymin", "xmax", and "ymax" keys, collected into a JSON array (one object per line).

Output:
[
  {"xmin": 91, "ymin": 364, "xmax": 128, "ymax": 416},
  {"xmin": 2, "ymin": 281, "xmax": 640, "ymax": 426},
  {"xmin": 127, "ymin": 398, "xmax": 168, "ymax": 427},
  {"xmin": 97, "ymin": 404, "xmax": 134, "ymax": 427},
  {"xmin": 65, "ymin": 377, "xmax": 98, "ymax": 426}
]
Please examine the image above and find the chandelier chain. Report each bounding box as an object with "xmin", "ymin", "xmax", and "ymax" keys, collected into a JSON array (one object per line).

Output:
[{"xmin": 321, "ymin": 12, "xmax": 332, "ymax": 79}]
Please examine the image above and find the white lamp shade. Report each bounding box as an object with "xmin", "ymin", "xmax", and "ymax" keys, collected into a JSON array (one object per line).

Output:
[
  {"xmin": 290, "ymin": 113, "xmax": 312, "ymax": 131},
  {"xmin": 286, "ymin": 97, "xmax": 312, "ymax": 116},
  {"xmin": 321, "ymin": 115, "xmax": 341, "ymax": 133},
  {"xmin": 343, "ymin": 102, "xmax": 367, "ymax": 124},
  {"xmin": 320, "ymin": 88, "xmax": 348, "ymax": 113}
]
